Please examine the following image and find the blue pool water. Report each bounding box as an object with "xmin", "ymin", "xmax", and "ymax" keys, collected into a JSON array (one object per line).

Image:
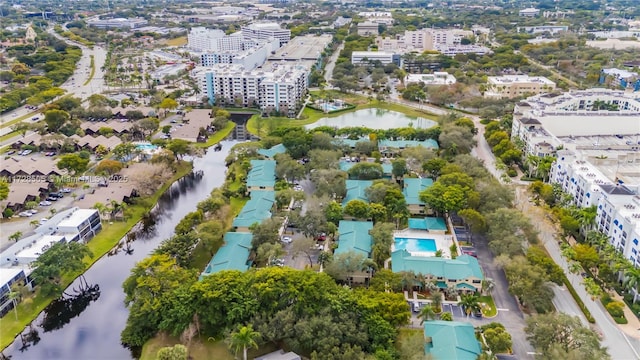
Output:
[
  {"xmin": 136, "ymin": 143, "xmax": 158, "ymax": 151},
  {"xmin": 395, "ymin": 237, "xmax": 437, "ymax": 252}
]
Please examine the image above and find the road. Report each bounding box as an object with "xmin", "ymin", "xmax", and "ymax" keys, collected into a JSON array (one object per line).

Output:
[
  {"xmin": 0, "ymin": 28, "xmax": 108, "ymax": 140},
  {"xmin": 516, "ymin": 188, "xmax": 640, "ymax": 359},
  {"xmin": 323, "ymin": 42, "xmax": 344, "ymax": 84}
]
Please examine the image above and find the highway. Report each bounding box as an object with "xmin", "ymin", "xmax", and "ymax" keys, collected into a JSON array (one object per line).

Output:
[{"xmin": 0, "ymin": 27, "xmax": 107, "ymax": 141}]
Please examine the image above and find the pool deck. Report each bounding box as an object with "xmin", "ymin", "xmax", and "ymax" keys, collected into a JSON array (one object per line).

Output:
[{"xmin": 392, "ymin": 229, "xmax": 454, "ymax": 258}]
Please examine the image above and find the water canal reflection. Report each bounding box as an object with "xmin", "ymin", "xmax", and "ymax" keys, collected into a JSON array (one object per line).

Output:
[{"xmin": 2, "ymin": 141, "xmax": 236, "ymax": 360}]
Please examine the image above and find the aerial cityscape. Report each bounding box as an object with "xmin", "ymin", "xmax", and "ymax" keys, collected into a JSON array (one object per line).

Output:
[{"xmin": 0, "ymin": 0, "xmax": 639, "ymax": 359}]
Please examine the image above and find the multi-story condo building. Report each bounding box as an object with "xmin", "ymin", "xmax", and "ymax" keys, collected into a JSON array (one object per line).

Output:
[
  {"xmin": 241, "ymin": 22, "xmax": 291, "ymax": 47},
  {"xmin": 600, "ymin": 68, "xmax": 640, "ymax": 92},
  {"xmin": 357, "ymin": 22, "xmax": 379, "ymax": 36},
  {"xmin": 188, "ymin": 27, "xmax": 244, "ymax": 52},
  {"xmin": 517, "ymin": 25, "xmax": 569, "ymax": 35},
  {"xmin": 519, "ymin": 7, "xmax": 540, "ymax": 17},
  {"xmin": 192, "ymin": 64, "xmax": 308, "ymax": 117},
  {"xmin": 511, "ymin": 89, "xmax": 640, "ymax": 157},
  {"xmin": 377, "ymin": 28, "xmax": 490, "ymax": 56},
  {"xmin": 200, "ymin": 40, "xmax": 277, "ymax": 70},
  {"xmin": 485, "ymin": 75, "xmax": 556, "ymax": 99},
  {"xmin": 549, "ymin": 152, "xmax": 640, "ymax": 273},
  {"xmin": 357, "ymin": 11, "xmax": 394, "ymax": 25}
]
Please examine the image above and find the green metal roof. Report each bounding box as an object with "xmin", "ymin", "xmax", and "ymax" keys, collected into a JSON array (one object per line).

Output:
[
  {"xmin": 335, "ymin": 220, "xmax": 374, "ymax": 257},
  {"xmin": 403, "ymin": 178, "xmax": 434, "ymax": 205},
  {"xmin": 232, "ymin": 191, "xmax": 275, "ymax": 228},
  {"xmin": 379, "ymin": 139, "xmax": 439, "ymax": 150},
  {"xmin": 200, "ymin": 232, "xmax": 252, "ymax": 278},
  {"xmin": 424, "ymin": 321, "xmax": 482, "ymax": 360},
  {"xmin": 246, "ymin": 160, "xmax": 276, "ymax": 188},
  {"xmin": 391, "ymin": 250, "xmax": 484, "ymax": 280},
  {"xmin": 408, "ymin": 217, "xmax": 447, "ymax": 231},
  {"xmin": 257, "ymin": 144, "xmax": 287, "ymax": 158},
  {"xmin": 342, "ymin": 180, "xmax": 373, "ymax": 206},
  {"xmin": 339, "ymin": 161, "xmax": 392, "ymax": 176}
]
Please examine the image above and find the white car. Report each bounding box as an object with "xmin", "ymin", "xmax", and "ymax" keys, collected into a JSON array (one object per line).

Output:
[
  {"xmin": 61, "ymin": 188, "xmax": 72, "ymax": 193},
  {"xmin": 39, "ymin": 201, "xmax": 52, "ymax": 206},
  {"xmin": 40, "ymin": 218, "xmax": 49, "ymax": 224},
  {"xmin": 27, "ymin": 209, "xmax": 38, "ymax": 214},
  {"xmin": 281, "ymin": 236, "xmax": 293, "ymax": 244},
  {"xmin": 18, "ymin": 211, "xmax": 33, "ymax": 217}
]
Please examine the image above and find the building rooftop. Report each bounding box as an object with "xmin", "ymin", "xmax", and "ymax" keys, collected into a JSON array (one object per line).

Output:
[
  {"xmin": 403, "ymin": 178, "xmax": 434, "ymax": 205},
  {"xmin": 378, "ymin": 139, "xmax": 439, "ymax": 150},
  {"xmin": 391, "ymin": 250, "xmax": 483, "ymax": 280},
  {"xmin": 257, "ymin": 144, "xmax": 287, "ymax": 158},
  {"xmin": 0, "ymin": 268, "xmax": 24, "ymax": 287},
  {"xmin": 247, "ymin": 160, "xmax": 276, "ymax": 188},
  {"xmin": 269, "ymin": 34, "xmax": 332, "ymax": 62},
  {"xmin": 232, "ymin": 191, "xmax": 275, "ymax": 228},
  {"xmin": 602, "ymin": 68, "xmax": 638, "ymax": 79},
  {"xmin": 201, "ymin": 232, "xmax": 252, "ymax": 276},
  {"xmin": 56, "ymin": 209, "xmax": 98, "ymax": 229},
  {"xmin": 335, "ymin": 220, "xmax": 374, "ymax": 257},
  {"xmin": 343, "ymin": 180, "xmax": 373, "ymax": 206},
  {"xmin": 15, "ymin": 235, "xmax": 66, "ymax": 260},
  {"xmin": 255, "ymin": 350, "xmax": 301, "ymax": 360},
  {"xmin": 488, "ymin": 75, "xmax": 555, "ymax": 85},
  {"xmin": 408, "ymin": 217, "xmax": 447, "ymax": 231},
  {"xmin": 424, "ymin": 321, "xmax": 482, "ymax": 360}
]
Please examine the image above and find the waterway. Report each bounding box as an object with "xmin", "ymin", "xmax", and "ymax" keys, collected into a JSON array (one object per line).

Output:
[
  {"xmin": 2, "ymin": 141, "xmax": 236, "ymax": 360},
  {"xmin": 306, "ymin": 108, "xmax": 437, "ymax": 130}
]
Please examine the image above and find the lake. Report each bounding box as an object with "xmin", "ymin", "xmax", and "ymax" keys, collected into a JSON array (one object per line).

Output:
[{"xmin": 306, "ymin": 108, "xmax": 437, "ymax": 130}]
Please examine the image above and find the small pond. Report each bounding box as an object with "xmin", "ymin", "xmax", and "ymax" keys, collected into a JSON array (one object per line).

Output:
[{"xmin": 306, "ymin": 108, "xmax": 437, "ymax": 130}]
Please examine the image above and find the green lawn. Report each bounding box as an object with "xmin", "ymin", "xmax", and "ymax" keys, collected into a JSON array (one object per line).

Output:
[
  {"xmin": 478, "ymin": 295, "xmax": 497, "ymax": 317},
  {"xmin": 230, "ymin": 197, "xmax": 248, "ymax": 217},
  {"xmin": 0, "ymin": 161, "xmax": 193, "ymax": 350},
  {"xmin": 194, "ymin": 122, "xmax": 235, "ymax": 148},
  {"xmin": 140, "ymin": 334, "xmax": 278, "ymax": 360},
  {"xmin": 246, "ymin": 94, "xmax": 438, "ymax": 137},
  {"xmin": 0, "ymin": 130, "xmax": 18, "ymax": 143}
]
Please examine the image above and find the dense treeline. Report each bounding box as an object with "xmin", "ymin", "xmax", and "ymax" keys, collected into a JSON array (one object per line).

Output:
[{"xmin": 122, "ymin": 259, "xmax": 408, "ymax": 359}]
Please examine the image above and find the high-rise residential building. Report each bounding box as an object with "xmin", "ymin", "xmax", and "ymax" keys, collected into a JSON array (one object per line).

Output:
[
  {"xmin": 241, "ymin": 22, "xmax": 291, "ymax": 47},
  {"xmin": 192, "ymin": 64, "xmax": 308, "ymax": 117},
  {"xmin": 187, "ymin": 27, "xmax": 245, "ymax": 52}
]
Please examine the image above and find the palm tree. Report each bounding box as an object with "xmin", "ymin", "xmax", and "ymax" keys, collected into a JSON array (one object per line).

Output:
[
  {"xmin": 430, "ymin": 292, "xmax": 442, "ymax": 313},
  {"xmin": 400, "ymin": 271, "xmax": 417, "ymax": 291},
  {"xmin": 418, "ymin": 305, "xmax": 437, "ymax": 324},
  {"xmin": 458, "ymin": 294, "xmax": 481, "ymax": 317},
  {"xmin": 439, "ymin": 312, "xmax": 453, "ymax": 321},
  {"xmin": 226, "ymin": 324, "xmax": 261, "ymax": 360},
  {"xmin": 481, "ymin": 278, "xmax": 495, "ymax": 295},
  {"xmin": 623, "ymin": 266, "xmax": 640, "ymax": 303},
  {"xmin": 93, "ymin": 202, "xmax": 107, "ymax": 220}
]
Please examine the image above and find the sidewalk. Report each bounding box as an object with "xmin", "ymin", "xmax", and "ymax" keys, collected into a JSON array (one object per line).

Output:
[{"xmin": 516, "ymin": 186, "xmax": 640, "ymax": 341}]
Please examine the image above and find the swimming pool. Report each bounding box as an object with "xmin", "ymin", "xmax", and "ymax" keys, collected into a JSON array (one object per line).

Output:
[
  {"xmin": 136, "ymin": 143, "xmax": 158, "ymax": 151},
  {"xmin": 395, "ymin": 237, "xmax": 437, "ymax": 252}
]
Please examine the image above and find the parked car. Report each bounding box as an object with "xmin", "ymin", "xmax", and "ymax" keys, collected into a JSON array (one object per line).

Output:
[
  {"xmin": 27, "ymin": 209, "xmax": 38, "ymax": 214},
  {"xmin": 316, "ymin": 232, "xmax": 327, "ymax": 241},
  {"xmin": 271, "ymin": 258, "xmax": 285, "ymax": 267},
  {"xmin": 7, "ymin": 150, "xmax": 15, "ymax": 155},
  {"xmin": 50, "ymin": 192, "xmax": 64, "ymax": 198},
  {"xmin": 281, "ymin": 236, "xmax": 292, "ymax": 244},
  {"xmin": 18, "ymin": 211, "xmax": 33, "ymax": 217},
  {"xmin": 46, "ymin": 196, "xmax": 58, "ymax": 201},
  {"xmin": 98, "ymin": 180, "xmax": 109, "ymax": 187},
  {"xmin": 60, "ymin": 188, "xmax": 72, "ymax": 193},
  {"xmin": 39, "ymin": 218, "xmax": 49, "ymax": 224},
  {"xmin": 39, "ymin": 201, "xmax": 52, "ymax": 206},
  {"xmin": 21, "ymin": 149, "xmax": 32, "ymax": 156}
]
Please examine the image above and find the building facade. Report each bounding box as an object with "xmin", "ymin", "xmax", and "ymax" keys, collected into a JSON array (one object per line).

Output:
[
  {"xmin": 242, "ymin": 22, "xmax": 291, "ymax": 47},
  {"xmin": 485, "ymin": 75, "xmax": 556, "ymax": 99},
  {"xmin": 192, "ymin": 64, "xmax": 308, "ymax": 117},
  {"xmin": 351, "ymin": 51, "xmax": 396, "ymax": 65},
  {"xmin": 357, "ymin": 22, "xmax": 379, "ymax": 36},
  {"xmin": 87, "ymin": 17, "xmax": 148, "ymax": 29}
]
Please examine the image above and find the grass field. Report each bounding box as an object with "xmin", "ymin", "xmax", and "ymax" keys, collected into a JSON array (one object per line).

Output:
[
  {"xmin": 164, "ymin": 36, "xmax": 187, "ymax": 47},
  {"xmin": 246, "ymin": 92, "xmax": 438, "ymax": 137},
  {"xmin": 479, "ymin": 295, "xmax": 497, "ymax": 317},
  {"xmin": 194, "ymin": 122, "xmax": 235, "ymax": 148},
  {"xmin": 140, "ymin": 334, "xmax": 278, "ymax": 360}
]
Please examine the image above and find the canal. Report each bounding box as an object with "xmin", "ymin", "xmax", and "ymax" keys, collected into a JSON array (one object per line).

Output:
[{"xmin": 2, "ymin": 141, "xmax": 235, "ymax": 360}]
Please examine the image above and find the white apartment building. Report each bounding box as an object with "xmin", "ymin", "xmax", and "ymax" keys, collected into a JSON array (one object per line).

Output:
[
  {"xmin": 549, "ymin": 153, "xmax": 640, "ymax": 274},
  {"xmin": 200, "ymin": 41, "xmax": 276, "ymax": 70},
  {"xmin": 357, "ymin": 11, "xmax": 394, "ymax": 25},
  {"xmin": 192, "ymin": 64, "xmax": 308, "ymax": 117},
  {"xmin": 377, "ymin": 28, "xmax": 489, "ymax": 56},
  {"xmin": 188, "ymin": 27, "xmax": 244, "ymax": 52},
  {"xmin": 242, "ymin": 22, "xmax": 291, "ymax": 47},
  {"xmin": 351, "ymin": 51, "xmax": 395, "ymax": 65},
  {"xmin": 512, "ymin": 89, "xmax": 640, "ymax": 157},
  {"xmin": 518, "ymin": 25, "xmax": 569, "ymax": 34},
  {"xmin": 485, "ymin": 75, "xmax": 556, "ymax": 99}
]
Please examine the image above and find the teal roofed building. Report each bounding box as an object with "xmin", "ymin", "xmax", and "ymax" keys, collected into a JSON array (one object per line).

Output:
[
  {"xmin": 379, "ymin": 139, "xmax": 439, "ymax": 151},
  {"xmin": 339, "ymin": 161, "xmax": 393, "ymax": 177},
  {"xmin": 424, "ymin": 321, "xmax": 482, "ymax": 360},
  {"xmin": 403, "ymin": 178, "xmax": 434, "ymax": 214},
  {"xmin": 200, "ymin": 232, "xmax": 252, "ymax": 279},
  {"xmin": 232, "ymin": 190, "xmax": 275, "ymax": 231},
  {"xmin": 247, "ymin": 160, "xmax": 276, "ymax": 192},
  {"xmin": 336, "ymin": 220, "xmax": 374, "ymax": 257},
  {"xmin": 408, "ymin": 217, "xmax": 447, "ymax": 232},
  {"xmin": 343, "ymin": 180, "xmax": 373, "ymax": 206},
  {"xmin": 391, "ymin": 250, "xmax": 483, "ymax": 292},
  {"xmin": 257, "ymin": 144, "xmax": 287, "ymax": 158}
]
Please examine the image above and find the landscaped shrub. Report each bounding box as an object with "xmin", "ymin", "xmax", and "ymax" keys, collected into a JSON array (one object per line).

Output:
[
  {"xmin": 605, "ymin": 301, "xmax": 625, "ymax": 318},
  {"xmin": 507, "ymin": 169, "xmax": 517, "ymax": 177},
  {"xmin": 562, "ymin": 274, "xmax": 595, "ymax": 323},
  {"xmin": 2, "ymin": 208, "xmax": 14, "ymax": 218}
]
